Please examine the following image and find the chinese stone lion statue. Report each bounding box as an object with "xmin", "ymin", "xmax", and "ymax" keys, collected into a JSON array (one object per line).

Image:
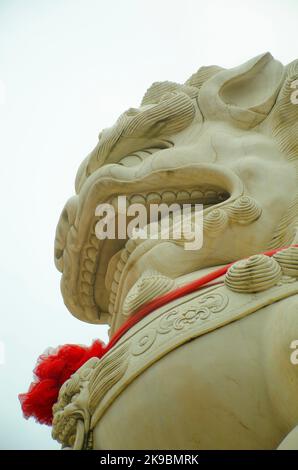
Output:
[{"xmin": 37, "ymin": 53, "xmax": 298, "ymax": 449}]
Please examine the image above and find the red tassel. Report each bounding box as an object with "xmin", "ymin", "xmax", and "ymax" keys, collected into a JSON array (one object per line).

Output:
[{"xmin": 19, "ymin": 340, "xmax": 105, "ymax": 425}]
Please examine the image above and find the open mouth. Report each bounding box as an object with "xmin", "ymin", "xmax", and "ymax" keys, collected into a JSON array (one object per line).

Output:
[
  {"xmin": 94, "ymin": 185, "xmax": 231, "ymax": 253},
  {"xmin": 54, "ymin": 164, "xmax": 243, "ymax": 325}
]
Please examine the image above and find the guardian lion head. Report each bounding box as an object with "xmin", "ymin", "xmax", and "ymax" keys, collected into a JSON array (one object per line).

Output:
[{"xmin": 54, "ymin": 52, "xmax": 298, "ymax": 333}]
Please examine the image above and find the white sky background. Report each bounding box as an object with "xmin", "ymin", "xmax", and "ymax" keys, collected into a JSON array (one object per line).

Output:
[{"xmin": 0, "ymin": 0, "xmax": 297, "ymax": 450}]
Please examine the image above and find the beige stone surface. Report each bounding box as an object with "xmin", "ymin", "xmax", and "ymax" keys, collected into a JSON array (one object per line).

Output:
[
  {"xmin": 92, "ymin": 293, "xmax": 298, "ymax": 450},
  {"xmin": 53, "ymin": 53, "xmax": 298, "ymax": 449}
]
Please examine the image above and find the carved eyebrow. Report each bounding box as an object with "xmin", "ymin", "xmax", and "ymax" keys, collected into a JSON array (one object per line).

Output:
[{"xmin": 85, "ymin": 93, "xmax": 195, "ymax": 174}]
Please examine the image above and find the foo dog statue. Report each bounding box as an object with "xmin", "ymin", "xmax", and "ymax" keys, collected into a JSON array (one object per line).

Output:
[{"xmin": 22, "ymin": 53, "xmax": 298, "ymax": 449}]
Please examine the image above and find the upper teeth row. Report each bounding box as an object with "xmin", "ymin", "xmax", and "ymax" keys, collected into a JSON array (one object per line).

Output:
[{"xmin": 110, "ymin": 189, "xmax": 229, "ymax": 208}]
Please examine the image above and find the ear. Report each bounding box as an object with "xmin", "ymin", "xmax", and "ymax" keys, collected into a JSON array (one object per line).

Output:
[{"xmin": 199, "ymin": 52, "xmax": 285, "ymax": 128}]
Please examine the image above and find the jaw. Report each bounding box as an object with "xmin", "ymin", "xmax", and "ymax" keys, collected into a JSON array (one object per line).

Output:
[{"xmin": 54, "ymin": 163, "xmax": 243, "ymax": 325}]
